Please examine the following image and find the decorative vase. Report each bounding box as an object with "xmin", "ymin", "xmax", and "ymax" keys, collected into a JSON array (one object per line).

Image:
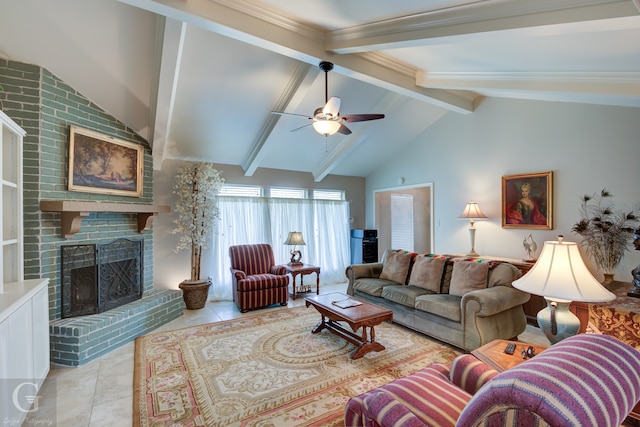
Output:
[
  {"xmin": 179, "ymin": 279, "xmax": 211, "ymax": 309},
  {"xmin": 602, "ymin": 273, "xmax": 615, "ymax": 285},
  {"xmin": 537, "ymin": 299, "xmax": 580, "ymax": 344}
]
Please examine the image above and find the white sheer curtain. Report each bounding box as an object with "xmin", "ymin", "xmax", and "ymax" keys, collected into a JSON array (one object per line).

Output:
[
  {"xmin": 312, "ymin": 200, "xmax": 351, "ymax": 283},
  {"xmin": 209, "ymin": 196, "xmax": 350, "ymax": 300},
  {"xmin": 210, "ymin": 197, "xmax": 270, "ymax": 301},
  {"xmin": 268, "ymin": 198, "xmax": 315, "ymax": 266}
]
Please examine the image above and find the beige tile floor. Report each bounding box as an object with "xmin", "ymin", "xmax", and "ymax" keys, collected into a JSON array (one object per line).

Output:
[{"xmin": 27, "ymin": 282, "xmax": 548, "ymax": 426}]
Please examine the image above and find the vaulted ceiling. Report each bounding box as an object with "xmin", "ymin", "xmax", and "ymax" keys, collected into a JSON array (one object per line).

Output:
[{"xmin": 1, "ymin": 0, "xmax": 639, "ymax": 181}]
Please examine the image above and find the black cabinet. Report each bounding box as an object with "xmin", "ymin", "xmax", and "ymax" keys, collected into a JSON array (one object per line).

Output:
[{"xmin": 350, "ymin": 229, "xmax": 378, "ymax": 264}]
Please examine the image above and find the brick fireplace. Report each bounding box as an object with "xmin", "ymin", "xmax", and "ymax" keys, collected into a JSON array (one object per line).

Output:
[
  {"xmin": 61, "ymin": 239, "xmax": 144, "ymax": 318},
  {"xmin": 1, "ymin": 59, "xmax": 184, "ymax": 366}
]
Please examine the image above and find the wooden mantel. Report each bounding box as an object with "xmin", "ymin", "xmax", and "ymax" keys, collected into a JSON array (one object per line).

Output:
[{"xmin": 40, "ymin": 200, "xmax": 171, "ymax": 238}]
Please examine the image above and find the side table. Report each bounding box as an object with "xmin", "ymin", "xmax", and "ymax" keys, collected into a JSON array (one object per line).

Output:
[
  {"xmin": 471, "ymin": 339, "xmax": 547, "ymax": 372},
  {"xmin": 281, "ymin": 263, "xmax": 320, "ymax": 300}
]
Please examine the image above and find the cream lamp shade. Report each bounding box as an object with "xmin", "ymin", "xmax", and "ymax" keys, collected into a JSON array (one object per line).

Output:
[
  {"xmin": 312, "ymin": 120, "xmax": 341, "ymax": 136},
  {"xmin": 284, "ymin": 231, "xmax": 306, "ymax": 265},
  {"xmin": 512, "ymin": 235, "xmax": 615, "ymax": 343},
  {"xmin": 458, "ymin": 201, "xmax": 488, "ymax": 257}
]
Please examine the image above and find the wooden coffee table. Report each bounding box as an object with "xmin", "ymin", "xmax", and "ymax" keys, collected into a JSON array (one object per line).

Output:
[{"xmin": 305, "ymin": 292, "xmax": 393, "ymax": 359}]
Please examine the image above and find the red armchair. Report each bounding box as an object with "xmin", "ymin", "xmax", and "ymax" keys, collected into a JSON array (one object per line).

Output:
[{"xmin": 229, "ymin": 244, "xmax": 289, "ymax": 312}]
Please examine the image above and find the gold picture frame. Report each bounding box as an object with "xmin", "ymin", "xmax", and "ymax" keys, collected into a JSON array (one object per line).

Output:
[
  {"xmin": 502, "ymin": 171, "xmax": 553, "ymax": 229},
  {"xmin": 68, "ymin": 126, "xmax": 143, "ymax": 197}
]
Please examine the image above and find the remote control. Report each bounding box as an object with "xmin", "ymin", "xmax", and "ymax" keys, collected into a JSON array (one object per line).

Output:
[{"xmin": 504, "ymin": 342, "xmax": 516, "ymax": 355}]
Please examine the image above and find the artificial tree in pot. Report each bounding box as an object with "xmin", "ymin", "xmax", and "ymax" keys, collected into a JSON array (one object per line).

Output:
[
  {"xmin": 572, "ymin": 189, "xmax": 638, "ymax": 285},
  {"xmin": 172, "ymin": 162, "xmax": 224, "ymax": 308}
]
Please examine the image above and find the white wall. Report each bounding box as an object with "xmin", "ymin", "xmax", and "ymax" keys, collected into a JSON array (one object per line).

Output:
[
  {"xmin": 152, "ymin": 160, "xmax": 365, "ymax": 290},
  {"xmin": 366, "ymin": 97, "xmax": 640, "ymax": 282}
]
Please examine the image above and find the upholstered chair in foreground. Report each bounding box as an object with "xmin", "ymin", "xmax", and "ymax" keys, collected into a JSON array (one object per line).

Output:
[
  {"xmin": 345, "ymin": 334, "xmax": 640, "ymax": 427},
  {"xmin": 229, "ymin": 244, "xmax": 289, "ymax": 312}
]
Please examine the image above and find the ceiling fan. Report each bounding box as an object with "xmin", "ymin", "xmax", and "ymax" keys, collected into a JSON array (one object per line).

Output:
[{"xmin": 272, "ymin": 61, "xmax": 385, "ymax": 136}]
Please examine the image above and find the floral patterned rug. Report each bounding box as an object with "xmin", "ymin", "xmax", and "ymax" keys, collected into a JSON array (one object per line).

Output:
[{"xmin": 133, "ymin": 306, "xmax": 461, "ymax": 427}]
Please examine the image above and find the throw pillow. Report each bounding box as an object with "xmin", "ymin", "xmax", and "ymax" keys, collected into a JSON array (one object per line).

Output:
[
  {"xmin": 408, "ymin": 255, "xmax": 446, "ymax": 292},
  {"xmin": 449, "ymin": 260, "xmax": 490, "ymax": 297},
  {"xmin": 379, "ymin": 250, "xmax": 412, "ymax": 284},
  {"xmin": 487, "ymin": 263, "xmax": 522, "ymax": 287}
]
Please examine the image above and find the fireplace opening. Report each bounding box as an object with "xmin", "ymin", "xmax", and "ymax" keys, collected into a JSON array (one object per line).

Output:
[{"xmin": 61, "ymin": 238, "xmax": 143, "ymax": 318}]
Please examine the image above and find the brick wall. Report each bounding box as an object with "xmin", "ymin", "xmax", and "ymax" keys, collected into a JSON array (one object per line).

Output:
[
  {"xmin": 1, "ymin": 58, "xmax": 185, "ymax": 366},
  {"xmin": 0, "ymin": 58, "xmax": 155, "ymax": 320}
]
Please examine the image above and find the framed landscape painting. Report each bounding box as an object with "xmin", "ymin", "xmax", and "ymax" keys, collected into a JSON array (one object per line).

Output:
[
  {"xmin": 68, "ymin": 126, "xmax": 143, "ymax": 197},
  {"xmin": 502, "ymin": 171, "xmax": 553, "ymax": 230}
]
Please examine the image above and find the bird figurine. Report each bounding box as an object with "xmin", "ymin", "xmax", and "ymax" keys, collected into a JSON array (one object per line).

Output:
[{"xmin": 523, "ymin": 234, "xmax": 538, "ymax": 262}]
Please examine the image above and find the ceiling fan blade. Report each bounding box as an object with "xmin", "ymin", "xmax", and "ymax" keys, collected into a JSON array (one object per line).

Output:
[
  {"xmin": 272, "ymin": 111, "xmax": 314, "ymax": 119},
  {"xmin": 323, "ymin": 97, "xmax": 341, "ymax": 117},
  {"xmin": 337, "ymin": 123, "xmax": 352, "ymax": 135},
  {"xmin": 290, "ymin": 123, "xmax": 313, "ymax": 132},
  {"xmin": 342, "ymin": 113, "xmax": 385, "ymax": 123}
]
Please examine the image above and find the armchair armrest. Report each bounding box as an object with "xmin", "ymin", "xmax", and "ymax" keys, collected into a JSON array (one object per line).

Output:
[
  {"xmin": 449, "ymin": 354, "xmax": 498, "ymax": 395},
  {"xmin": 230, "ymin": 268, "xmax": 246, "ymax": 281},
  {"xmin": 362, "ymin": 391, "xmax": 426, "ymax": 427},
  {"xmin": 461, "ymin": 286, "xmax": 530, "ymax": 318},
  {"xmin": 271, "ymin": 265, "xmax": 288, "ymax": 275},
  {"xmin": 345, "ymin": 263, "xmax": 383, "ymax": 295}
]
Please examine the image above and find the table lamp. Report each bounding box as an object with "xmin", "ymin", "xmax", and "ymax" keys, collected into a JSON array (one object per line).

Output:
[
  {"xmin": 458, "ymin": 201, "xmax": 488, "ymax": 257},
  {"xmin": 512, "ymin": 235, "xmax": 615, "ymax": 343},
  {"xmin": 284, "ymin": 231, "xmax": 305, "ymax": 266}
]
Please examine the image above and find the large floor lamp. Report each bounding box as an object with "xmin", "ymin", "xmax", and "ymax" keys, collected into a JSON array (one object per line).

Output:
[
  {"xmin": 458, "ymin": 201, "xmax": 488, "ymax": 257},
  {"xmin": 512, "ymin": 236, "xmax": 615, "ymax": 343}
]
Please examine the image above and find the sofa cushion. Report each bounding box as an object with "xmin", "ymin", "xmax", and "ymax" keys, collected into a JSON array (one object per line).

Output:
[
  {"xmin": 415, "ymin": 294, "xmax": 462, "ymax": 322},
  {"xmin": 382, "ymin": 285, "xmax": 433, "ymax": 308},
  {"xmin": 487, "ymin": 262, "xmax": 522, "ymax": 287},
  {"xmin": 408, "ymin": 255, "xmax": 446, "ymax": 292},
  {"xmin": 236, "ymin": 273, "xmax": 289, "ymax": 291},
  {"xmin": 353, "ymin": 278, "xmax": 400, "ymax": 297},
  {"xmin": 449, "ymin": 260, "xmax": 490, "ymax": 297},
  {"xmin": 380, "ymin": 250, "xmax": 412, "ymax": 284}
]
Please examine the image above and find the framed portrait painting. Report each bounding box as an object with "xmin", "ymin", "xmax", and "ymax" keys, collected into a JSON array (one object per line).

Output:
[
  {"xmin": 68, "ymin": 126, "xmax": 143, "ymax": 197},
  {"xmin": 502, "ymin": 171, "xmax": 553, "ymax": 229}
]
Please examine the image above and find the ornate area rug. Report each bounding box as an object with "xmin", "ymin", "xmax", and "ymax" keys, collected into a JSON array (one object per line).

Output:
[{"xmin": 133, "ymin": 306, "xmax": 461, "ymax": 427}]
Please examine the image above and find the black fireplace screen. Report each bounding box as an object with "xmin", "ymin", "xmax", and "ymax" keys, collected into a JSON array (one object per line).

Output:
[{"xmin": 61, "ymin": 238, "xmax": 143, "ymax": 318}]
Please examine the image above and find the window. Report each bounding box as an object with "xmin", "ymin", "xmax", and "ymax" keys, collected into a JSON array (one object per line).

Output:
[
  {"xmin": 313, "ymin": 189, "xmax": 344, "ymax": 200},
  {"xmin": 269, "ymin": 187, "xmax": 307, "ymax": 199},
  {"xmin": 219, "ymin": 184, "xmax": 262, "ymax": 197},
  {"xmin": 210, "ymin": 196, "xmax": 351, "ymax": 301},
  {"xmin": 391, "ymin": 193, "xmax": 414, "ymax": 251}
]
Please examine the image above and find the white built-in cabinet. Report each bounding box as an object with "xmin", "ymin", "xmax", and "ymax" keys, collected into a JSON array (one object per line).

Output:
[
  {"xmin": 1, "ymin": 109, "xmax": 24, "ymax": 288},
  {"xmin": 0, "ymin": 110, "xmax": 49, "ymax": 424}
]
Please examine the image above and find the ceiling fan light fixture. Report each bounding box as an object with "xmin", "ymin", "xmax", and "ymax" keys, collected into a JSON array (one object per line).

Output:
[{"xmin": 312, "ymin": 120, "xmax": 341, "ymax": 136}]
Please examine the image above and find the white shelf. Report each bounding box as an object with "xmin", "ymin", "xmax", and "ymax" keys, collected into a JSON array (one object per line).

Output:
[
  {"xmin": 0, "ymin": 110, "xmax": 25, "ymax": 290},
  {"xmin": 0, "ymin": 112, "xmax": 47, "ymax": 427}
]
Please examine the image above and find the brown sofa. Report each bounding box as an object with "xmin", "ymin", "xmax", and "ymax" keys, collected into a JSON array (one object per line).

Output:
[{"xmin": 345, "ymin": 250, "xmax": 530, "ymax": 350}]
